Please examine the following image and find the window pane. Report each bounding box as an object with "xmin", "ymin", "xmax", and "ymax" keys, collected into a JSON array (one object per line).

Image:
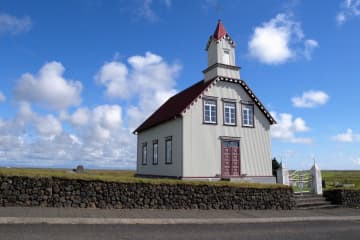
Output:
[
  {"xmin": 165, "ymin": 139, "xmax": 172, "ymax": 164},
  {"xmin": 224, "ymin": 102, "xmax": 236, "ymax": 125},
  {"xmin": 242, "ymin": 104, "xmax": 254, "ymax": 127},
  {"xmin": 142, "ymin": 144, "xmax": 147, "ymax": 165},
  {"xmin": 153, "ymin": 143, "xmax": 158, "ymax": 164},
  {"xmin": 204, "ymin": 99, "xmax": 217, "ymax": 123}
]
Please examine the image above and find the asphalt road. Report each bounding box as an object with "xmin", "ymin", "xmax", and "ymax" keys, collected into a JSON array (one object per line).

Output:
[{"xmin": 1, "ymin": 221, "xmax": 360, "ymax": 240}]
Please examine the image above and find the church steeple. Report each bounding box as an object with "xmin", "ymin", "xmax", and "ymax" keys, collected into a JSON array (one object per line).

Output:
[
  {"xmin": 212, "ymin": 19, "xmax": 227, "ymax": 40},
  {"xmin": 203, "ymin": 20, "xmax": 240, "ymax": 81}
]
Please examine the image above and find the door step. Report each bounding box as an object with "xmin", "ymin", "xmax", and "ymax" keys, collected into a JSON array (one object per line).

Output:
[{"xmin": 293, "ymin": 193, "xmax": 340, "ymax": 210}]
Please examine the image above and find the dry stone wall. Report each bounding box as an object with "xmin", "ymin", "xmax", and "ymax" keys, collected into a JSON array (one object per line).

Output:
[
  {"xmin": 324, "ymin": 189, "xmax": 360, "ymax": 208},
  {"xmin": 0, "ymin": 176, "xmax": 295, "ymax": 210}
]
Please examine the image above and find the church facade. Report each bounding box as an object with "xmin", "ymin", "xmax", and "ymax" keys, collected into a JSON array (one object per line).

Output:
[{"xmin": 134, "ymin": 21, "xmax": 276, "ymax": 183}]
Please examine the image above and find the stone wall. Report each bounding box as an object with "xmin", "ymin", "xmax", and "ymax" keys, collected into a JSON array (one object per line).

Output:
[
  {"xmin": 324, "ymin": 189, "xmax": 360, "ymax": 208},
  {"xmin": 0, "ymin": 176, "xmax": 295, "ymax": 210}
]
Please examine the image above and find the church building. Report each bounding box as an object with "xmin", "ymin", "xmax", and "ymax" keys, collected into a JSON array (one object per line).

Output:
[{"xmin": 134, "ymin": 20, "xmax": 277, "ymax": 183}]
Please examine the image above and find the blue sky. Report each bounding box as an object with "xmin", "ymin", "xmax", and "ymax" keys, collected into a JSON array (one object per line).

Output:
[{"xmin": 0, "ymin": 0, "xmax": 360, "ymax": 170}]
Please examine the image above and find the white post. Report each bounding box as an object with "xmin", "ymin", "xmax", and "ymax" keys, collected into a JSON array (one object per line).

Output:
[
  {"xmin": 311, "ymin": 163, "xmax": 323, "ymax": 195},
  {"xmin": 277, "ymin": 164, "xmax": 289, "ymax": 185}
]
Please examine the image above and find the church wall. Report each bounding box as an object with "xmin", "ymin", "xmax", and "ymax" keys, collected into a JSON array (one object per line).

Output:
[
  {"xmin": 182, "ymin": 80, "xmax": 272, "ymax": 178},
  {"xmin": 136, "ymin": 118, "xmax": 183, "ymax": 177}
]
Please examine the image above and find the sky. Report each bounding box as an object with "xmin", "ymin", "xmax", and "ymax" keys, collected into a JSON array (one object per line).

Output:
[{"xmin": 0, "ymin": 0, "xmax": 360, "ymax": 170}]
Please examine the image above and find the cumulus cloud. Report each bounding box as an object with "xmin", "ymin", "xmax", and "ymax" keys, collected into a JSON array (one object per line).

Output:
[
  {"xmin": 95, "ymin": 62, "xmax": 129, "ymax": 99},
  {"xmin": 337, "ymin": 0, "xmax": 360, "ymax": 25},
  {"xmin": 304, "ymin": 39, "xmax": 319, "ymax": 60},
  {"xmin": 353, "ymin": 157, "xmax": 360, "ymax": 166},
  {"xmin": 17, "ymin": 102, "xmax": 63, "ymax": 138},
  {"xmin": 0, "ymin": 13, "xmax": 32, "ymax": 35},
  {"xmin": 0, "ymin": 102, "xmax": 135, "ymax": 168},
  {"xmin": 248, "ymin": 13, "xmax": 318, "ymax": 64},
  {"xmin": 292, "ymin": 90, "xmax": 329, "ymax": 108},
  {"xmin": 96, "ymin": 52, "xmax": 181, "ymax": 130},
  {"xmin": 0, "ymin": 91, "xmax": 5, "ymax": 102},
  {"xmin": 14, "ymin": 62, "xmax": 82, "ymax": 110},
  {"xmin": 0, "ymin": 51, "xmax": 180, "ymax": 168},
  {"xmin": 332, "ymin": 128, "xmax": 360, "ymax": 142},
  {"xmin": 271, "ymin": 112, "xmax": 312, "ymax": 144}
]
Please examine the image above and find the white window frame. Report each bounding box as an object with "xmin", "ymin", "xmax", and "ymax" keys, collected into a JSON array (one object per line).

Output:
[
  {"xmin": 223, "ymin": 101, "xmax": 236, "ymax": 126},
  {"xmin": 242, "ymin": 104, "xmax": 254, "ymax": 127},
  {"xmin": 203, "ymin": 99, "xmax": 217, "ymax": 124}
]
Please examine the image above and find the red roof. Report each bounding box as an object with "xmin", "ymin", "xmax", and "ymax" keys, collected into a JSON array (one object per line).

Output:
[
  {"xmin": 134, "ymin": 79, "xmax": 213, "ymax": 133},
  {"xmin": 213, "ymin": 20, "xmax": 227, "ymax": 40}
]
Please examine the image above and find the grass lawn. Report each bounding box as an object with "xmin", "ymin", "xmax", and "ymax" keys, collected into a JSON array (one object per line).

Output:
[
  {"xmin": 0, "ymin": 167, "xmax": 285, "ymax": 189},
  {"xmin": 322, "ymin": 170, "xmax": 360, "ymax": 189}
]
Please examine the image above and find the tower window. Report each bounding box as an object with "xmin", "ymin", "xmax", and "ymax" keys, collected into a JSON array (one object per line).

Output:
[{"xmin": 223, "ymin": 49, "xmax": 230, "ymax": 65}]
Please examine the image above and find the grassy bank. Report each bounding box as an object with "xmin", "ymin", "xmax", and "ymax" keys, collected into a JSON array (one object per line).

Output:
[
  {"xmin": 322, "ymin": 170, "xmax": 360, "ymax": 189},
  {"xmin": 0, "ymin": 168, "xmax": 284, "ymax": 189}
]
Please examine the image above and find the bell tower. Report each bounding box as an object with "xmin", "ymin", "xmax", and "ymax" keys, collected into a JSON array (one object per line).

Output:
[{"xmin": 203, "ymin": 20, "xmax": 240, "ymax": 81}]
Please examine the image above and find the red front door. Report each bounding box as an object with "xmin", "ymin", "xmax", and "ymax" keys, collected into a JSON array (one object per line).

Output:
[{"xmin": 221, "ymin": 140, "xmax": 240, "ymax": 178}]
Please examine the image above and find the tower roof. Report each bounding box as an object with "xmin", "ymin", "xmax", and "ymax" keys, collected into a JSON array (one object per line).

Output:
[
  {"xmin": 213, "ymin": 19, "xmax": 227, "ymax": 40},
  {"xmin": 205, "ymin": 20, "xmax": 235, "ymax": 50}
]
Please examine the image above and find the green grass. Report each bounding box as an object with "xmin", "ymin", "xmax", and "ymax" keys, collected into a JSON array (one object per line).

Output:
[
  {"xmin": 0, "ymin": 168, "xmax": 286, "ymax": 189},
  {"xmin": 322, "ymin": 170, "xmax": 360, "ymax": 189}
]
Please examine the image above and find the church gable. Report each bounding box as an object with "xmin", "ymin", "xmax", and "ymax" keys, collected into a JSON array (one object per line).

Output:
[{"xmin": 182, "ymin": 77, "xmax": 276, "ymax": 125}]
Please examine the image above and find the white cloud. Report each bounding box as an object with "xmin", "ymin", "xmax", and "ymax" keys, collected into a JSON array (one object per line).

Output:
[
  {"xmin": 95, "ymin": 61, "xmax": 130, "ymax": 99},
  {"xmin": 353, "ymin": 157, "xmax": 360, "ymax": 166},
  {"xmin": 17, "ymin": 102, "xmax": 62, "ymax": 138},
  {"xmin": 96, "ymin": 52, "xmax": 181, "ymax": 130},
  {"xmin": 271, "ymin": 112, "xmax": 312, "ymax": 144},
  {"xmin": 67, "ymin": 107, "xmax": 90, "ymax": 126},
  {"xmin": 135, "ymin": 0, "xmax": 158, "ymax": 22},
  {"xmin": 332, "ymin": 128, "xmax": 360, "ymax": 142},
  {"xmin": 0, "ymin": 13, "xmax": 32, "ymax": 35},
  {"xmin": 304, "ymin": 39, "xmax": 319, "ymax": 60},
  {"xmin": 248, "ymin": 13, "xmax": 318, "ymax": 64},
  {"xmin": 292, "ymin": 90, "xmax": 329, "ymax": 108},
  {"xmin": 0, "ymin": 102, "xmax": 134, "ymax": 168},
  {"xmin": 1, "ymin": 51, "xmax": 180, "ymax": 168},
  {"xmin": 14, "ymin": 61, "xmax": 82, "ymax": 110},
  {"xmin": 337, "ymin": 0, "xmax": 360, "ymax": 25},
  {"xmin": 133, "ymin": 0, "xmax": 172, "ymax": 22},
  {"xmin": 0, "ymin": 91, "xmax": 5, "ymax": 102}
]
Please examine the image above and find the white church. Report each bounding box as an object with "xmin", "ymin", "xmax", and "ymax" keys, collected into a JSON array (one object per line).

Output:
[{"xmin": 134, "ymin": 20, "xmax": 277, "ymax": 183}]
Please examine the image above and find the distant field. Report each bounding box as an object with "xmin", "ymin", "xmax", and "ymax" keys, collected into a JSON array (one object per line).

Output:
[
  {"xmin": 0, "ymin": 168, "xmax": 284, "ymax": 189},
  {"xmin": 322, "ymin": 170, "xmax": 360, "ymax": 189}
]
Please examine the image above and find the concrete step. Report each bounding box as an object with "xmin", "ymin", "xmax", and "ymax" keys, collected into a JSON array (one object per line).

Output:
[
  {"xmin": 296, "ymin": 201, "xmax": 332, "ymax": 208},
  {"xmin": 293, "ymin": 193, "xmax": 338, "ymax": 209},
  {"xmin": 295, "ymin": 197, "xmax": 326, "ymax": 202},
  {"xmin": 294, "ymin": 192, "xmax": 321, "ymax": 197},
  {"xmin": 296, "ymin": 204, "xmax": 341, "ymax": 210}
]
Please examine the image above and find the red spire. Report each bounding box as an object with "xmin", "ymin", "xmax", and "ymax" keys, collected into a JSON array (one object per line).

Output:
[{"xmin": 213, "ymin": 19, "xmax": 227, "ymax": 40}]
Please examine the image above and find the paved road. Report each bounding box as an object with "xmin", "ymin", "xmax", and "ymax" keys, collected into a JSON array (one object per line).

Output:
[{"xmin": 1, "ymin": 221, "xmax": 360, "ymax": 240}]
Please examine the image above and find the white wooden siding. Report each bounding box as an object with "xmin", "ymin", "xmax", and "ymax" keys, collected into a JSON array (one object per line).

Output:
[
  {"xmin": 182, "ymin": 80, "xmax": 272, "ymax": 178},
  {"xmin": 136, "ymin": 118, "xmax": 182, "ymax": 177}
]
